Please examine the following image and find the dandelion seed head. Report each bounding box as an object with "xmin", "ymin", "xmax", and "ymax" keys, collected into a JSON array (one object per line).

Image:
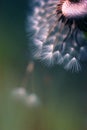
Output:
[{"xmin": 27, "ymin": 0, "xmax": 87, "ymax": 72}]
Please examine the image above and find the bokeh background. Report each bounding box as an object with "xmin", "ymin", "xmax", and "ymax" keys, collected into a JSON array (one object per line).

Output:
[{"xmin": 0, "ymin": 0, "xmax": 87, "ymax": 130}]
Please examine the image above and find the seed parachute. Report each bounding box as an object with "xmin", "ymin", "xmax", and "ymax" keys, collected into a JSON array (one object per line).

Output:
[{"xmin": 26, "ymin": 0, "xmax": 87, "ymax": 72}]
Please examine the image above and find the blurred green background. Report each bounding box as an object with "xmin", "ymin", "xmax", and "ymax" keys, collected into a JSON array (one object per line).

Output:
[{"xmin": 0, "ymin": 0, "xmax": 87, "ymax": 130}]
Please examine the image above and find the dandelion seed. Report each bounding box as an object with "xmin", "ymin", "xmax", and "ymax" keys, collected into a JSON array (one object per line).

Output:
[
  {"xmin": 27, "ymin": 0, "xmax": 87, "ymax": 72},
  {"xmin": 41, "ymin": 51, "xmax": 54, "ymax": 66},
  {"xmin": 79, "ymin": 46, "xmax": 87, "ymax": 61},
  {"xmin": 62, "ymin": 53, "xmax": 71, "ymax": 65},
  {"xmin": 11, "ymin": 61, "xmax": 42, "ymax": 107},
  {"xmin": 54, "ymin": 50, "xmax": 63, "ymax": 64},
  {"xmin": 64, "ymin": 57, "xmax": 81, "ymax": 72},
  {"xmin": 25, "ymin": 93, "xmax": 41, "ymax": 107},
  {"xmin": 11, "ymin": 87, "xmax": 27, "ymax": 101}
]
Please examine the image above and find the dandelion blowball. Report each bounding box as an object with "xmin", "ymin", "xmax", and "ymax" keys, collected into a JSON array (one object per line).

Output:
[{"xmin": 26, "ymin": 0, "xmax": 87, "ymax": 72}]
